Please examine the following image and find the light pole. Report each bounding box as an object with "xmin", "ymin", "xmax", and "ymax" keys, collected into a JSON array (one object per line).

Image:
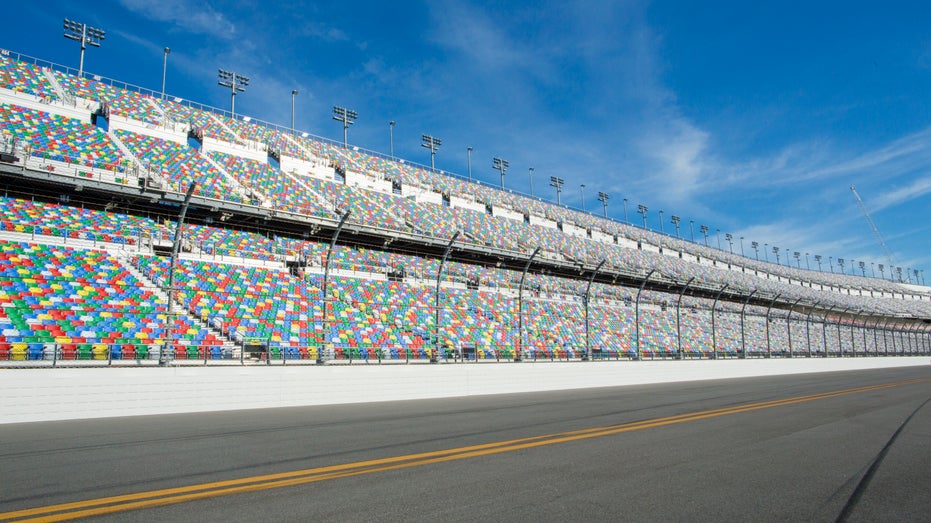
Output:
[
  {"xmin": 493, "ymin": 157, "xmax": 509, "ymax": 189},
  {"xmin": 637, "ymin": 204, "xmax": 648, "ymax": 229},
  {"xmin": 805, "ymin": 253, "xmax": 811, "ymax": 270},
  {"xmin": 764, "ymin": 243, "xmax": 769, "ymax": 262},
  {"xmin": 389, "ymin": 121, "xmax": 395, "ymax": 159},
  {"xmin": 529, "ymin": 167, "xmax": 535, "ymax": 196},
  {"xmin": 725, "ymin": 233, "xmax": 733, "ymax": 254},
  {"xmin": 773, "ymin": 246, "xmax": 781, "ymax": 265},
  {"xmin": 218, "ymin": 69, "xmax": 249, "ymax": 117},
  {"xmin": 689, "ymin": 220, "xmax": 695, "ymax": 242},
  {"xmin": 658, "ymin": 210, "xmax": 665, "ymax": 235},
  {"xmin": 700, "ymin": 225, "xmax": 709, "ymax": 246},
  {"xmin": 623, "ymin": 198, "xmax": 629, "ymax": 223},
  {"xmin": 752, "ymin": 241, "xmax": 759, "ymax": 260},
  {"xmin": 794, "ymin": 251, "xmax": 801, "ymax": 269},
  {"xmin": 161, "ymin": 47, "xmax": 170, "ymax": 100},
  {"xmin": 671, "ymin": 215, "xmax": 681, "ymax": 238},
  {"xmin": 598, "ymin": 192, "xmax": 610, "ymax": 218},
  {"xmin": 815, "ymin": 254, "xmax": 822, "ymax": 272},
  {"xmin": 466, "ymin": 147, "xmax": 473, "ymax": 180},
  {"xmin": 333, "ymin": 106, "xmax": 357, "ymax": 147},
  {"xmin": 716, "ymin": 229, "xmax": 722, "ymax": 250},
  {"xmin": 422, "ymin": 134, "xmax": 442, "ymax": 171},
  {"xmin": 63, "ymin": 19, "xmax": 105, "ymax": 77},
  {"xmin": 550, "ymin": 176, "xmax": 564, "ymax": 205},
  {"xmin": 739, "ymin": 236, "xmax": 745, "ymax": 257},
  {"xmin": 579, "ymin": 184, "xmax": 586, "ymax": 211},
  {"xmin": 291, "ymin": 90, "xmax": 298, "ymax": 131}
]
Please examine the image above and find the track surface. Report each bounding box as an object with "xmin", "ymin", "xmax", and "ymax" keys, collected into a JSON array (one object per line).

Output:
[{"xmin": 1, "ymin": 366, "xmax": 929, "ymax": 522}]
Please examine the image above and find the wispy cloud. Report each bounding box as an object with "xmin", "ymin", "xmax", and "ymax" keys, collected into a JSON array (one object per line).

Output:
[
  {"xmin": 117, "ymin": 0, "xmax": 236, "ymax": 39},
  {"xmin": 871, "ymin": 176, "xmax": 931, "ymax": 211}
]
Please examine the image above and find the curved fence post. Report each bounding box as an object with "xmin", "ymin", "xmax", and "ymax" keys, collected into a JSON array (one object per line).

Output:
[
  {"xmin": 739, "ymin": 290, "xmax": 757, "ymax": 359},
  {"xmin": 785, "ymin": 297, "xmax": 803, "ymax": 357},
  {"xmin": 433, "ymin": 231, "xmax": 460, "ymax": 363},
  {"xmin": 676, "ymin": 277, "xmax": 695, "ymax": 359},
  {"xmin": 161, "ymin": 182, "xmax": 197, "ymax": 366},
  {"xmin": 764, "ymin": 293, "xmax": 782, "ymax": 358},
  {"xmin": 517, "ymin": 247, "xmax": 540, "ymax": 362},
  {"xmin": 584, "ymin": 259, "xmax": 606, "ymax": 361},
  {"xmin": 710, "ymin": 283, "xmax": 728, "ymax": 359},
  {"xmin": 804, "ymin": 301, "xmax": 820, "ymax": 358},
  {"xmin": 319, "ymin": 210, "xmax": 351, "ymax": 364},
  {"xmin": 634, "ymin": 269, "xmax": 656, "ymax": 360}
]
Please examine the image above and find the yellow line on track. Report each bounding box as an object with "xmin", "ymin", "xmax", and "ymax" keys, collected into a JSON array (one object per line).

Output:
[{"xmin": 2, "ymin": 377, "xmax": 928, "ymax": 522}]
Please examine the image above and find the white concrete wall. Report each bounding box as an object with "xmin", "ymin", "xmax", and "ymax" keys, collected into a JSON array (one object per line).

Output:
[{"xmin": 1, "ymin": 358, "xmax": 926, "ymax": 424}]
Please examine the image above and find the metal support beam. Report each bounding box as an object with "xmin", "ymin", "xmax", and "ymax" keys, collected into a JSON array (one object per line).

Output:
[{"xmin": 433, "ymin": 231, "xmax": 460, "ymax": 363}]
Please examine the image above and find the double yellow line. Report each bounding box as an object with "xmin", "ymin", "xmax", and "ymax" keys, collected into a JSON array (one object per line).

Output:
[{"xmin": 2, "ymin": 377, "xmax": 927, "ymax": 522}]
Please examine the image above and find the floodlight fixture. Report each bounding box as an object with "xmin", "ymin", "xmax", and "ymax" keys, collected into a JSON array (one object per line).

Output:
[
  {"xmin": 63, "ymin": 19, "xmax": 105, "ymax": 77},
  {"xmin": 549, "ymin": 176, "xmax": 564, "ymax": 205},
  {"xmin": 493, "ymin": 157, "xmax": 509, "ymax": 188},
  {"xmin": 699, "ymin": 224, "xmax": 709, "ymax": 246},
  {"xmin": 725, "ymin": 233, "xmax": 734, "ymax": 253},
  {"xmin": 218, "ymin": 69, "xmax": 249, "ymax": 117},
  {"xmin": 333, "ymin": 106, "xmax": 357, "ymax": 147},
  {"xmin": 773, "ymin": 246, "xmax": 781, "ymax": 265},
  {"xmin": 752, "ymin": 241, "xmax": 760, "ymax": 260},
  {"xmin": 597, "ymin": 191, "xmax": 610, "ymax": 218},
  {"xmin": 637, "ymin": 204, "xmax": 648, "ymax": 229},
  {"xmin": 670, "ymin": 214, "xmax": 681, "ymax": 237},
  {"xmin": 421, "ymin": 134, "xmax": 442, "ymax": 170}
]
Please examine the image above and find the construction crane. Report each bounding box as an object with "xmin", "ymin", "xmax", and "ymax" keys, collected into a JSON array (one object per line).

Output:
[{"xmin": 850, "ymin": 185, "xmax": 901, "ymax": 281}]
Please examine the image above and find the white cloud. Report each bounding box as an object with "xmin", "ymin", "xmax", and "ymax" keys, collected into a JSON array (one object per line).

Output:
[
  {"xmin": 117, "ymin": 0, "xmax": 236, "ymax": 39},
  {"xmin": 871, "ymin": 176, "xmax": 931, "ymax": 211}
]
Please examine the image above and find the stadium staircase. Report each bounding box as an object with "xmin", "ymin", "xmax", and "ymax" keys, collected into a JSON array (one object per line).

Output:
[
  {"xmin": 198, "ymin": 149, "xmax": 254, "ymax": 202},
  {"xmin": 40, "ymin": 68, "xmax": 75, "ymax": 107},
  {"xmin": 117, "ymin": 252, "xmax": 238, "ymax": 359}
]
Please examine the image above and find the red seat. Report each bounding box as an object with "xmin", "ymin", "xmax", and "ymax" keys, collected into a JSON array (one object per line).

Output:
[{"xmin": 60, "ymin": 344, "xmax": 77, "ymax": 360}]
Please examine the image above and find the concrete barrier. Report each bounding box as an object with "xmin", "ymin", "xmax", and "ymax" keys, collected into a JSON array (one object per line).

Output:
[{"xmin": 1, "ymin": 357, "xmax": 927, "ymax": 424}]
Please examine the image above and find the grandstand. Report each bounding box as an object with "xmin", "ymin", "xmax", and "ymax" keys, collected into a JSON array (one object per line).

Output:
[{"xmin": 0, "ymin": 48, "xmax": 929, "ymax": 365}]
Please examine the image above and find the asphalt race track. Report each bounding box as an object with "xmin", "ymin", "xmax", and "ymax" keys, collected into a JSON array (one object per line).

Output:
[{"xmin": 1, "ymin": 366, "xmax": 929, "ymax": 522}]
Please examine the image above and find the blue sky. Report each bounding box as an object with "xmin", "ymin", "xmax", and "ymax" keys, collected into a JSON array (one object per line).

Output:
[{"xmin": 4, "ymin": 1, "xmax": 930, "ymax": 282}]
